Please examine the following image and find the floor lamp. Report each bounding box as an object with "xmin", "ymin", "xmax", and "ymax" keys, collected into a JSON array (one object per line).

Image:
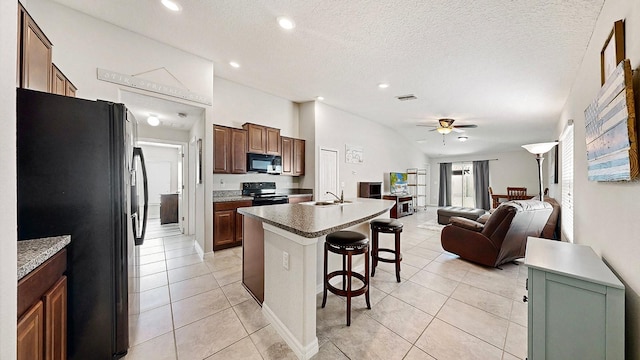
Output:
[{"xmin": 521, "ymin": 142, "xmax": 558, "ymax": 201}]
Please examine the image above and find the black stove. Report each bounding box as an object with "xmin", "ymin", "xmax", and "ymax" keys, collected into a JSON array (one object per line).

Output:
[{"xmin": 242, "ymin": 182, "xmax": 289, "ymax": 206}]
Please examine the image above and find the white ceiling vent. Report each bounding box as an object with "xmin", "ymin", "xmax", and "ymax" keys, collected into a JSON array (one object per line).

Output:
[{"xmin": 395, "ymin": 94, "xmax": 417, "ymax": 101}]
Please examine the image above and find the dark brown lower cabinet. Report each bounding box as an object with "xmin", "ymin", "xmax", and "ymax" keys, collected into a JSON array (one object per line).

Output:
[
  {"xmin": 17, "ymin": 300, "xmax": 44, "ymax": 360},
  {"xmin": 242, "ymin": 215, "xmax": 265, "ymax": 303},
  {"xmin": 17, "ymin": 249, "xmax": 67, "ymax": 360},
  {"xmin": 160, "ymin": 193, "xmax": 179, "ymax": 224},
  {"xmin": 213, "ymin": 200, "xmax": 252, "ymax": 250}
]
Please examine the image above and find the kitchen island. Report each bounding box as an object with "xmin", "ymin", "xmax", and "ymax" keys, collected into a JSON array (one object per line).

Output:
[{"xmin": 238, "ymin": 198, "xmax": 395, "ymax": 359}]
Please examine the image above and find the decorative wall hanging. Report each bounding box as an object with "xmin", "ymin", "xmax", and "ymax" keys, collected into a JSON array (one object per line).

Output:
[
  {"xmin": 345, "ymin": 144, "xmax": 363, "ymax": 164},
  {"xmin": 97, "ymin": 68, "xmax": 212, "ymax": 105},
  {"xmin": 585, "ymin": 59, "xmax": 638, "ymax": 181},
  {"xmin": 600, "ymin": 20, "xmax": 625, "ymax": 85},
  {"xmin": 196, "ymin": 138, "xmax": 203, "ymax": 184}
]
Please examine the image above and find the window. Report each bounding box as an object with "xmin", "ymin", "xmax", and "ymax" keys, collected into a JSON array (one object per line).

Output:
[{"xmin": 560, "ymin": 121, "xmax": 574, "ymax": 242}]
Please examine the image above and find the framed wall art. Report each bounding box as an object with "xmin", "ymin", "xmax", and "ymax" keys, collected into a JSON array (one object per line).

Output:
[
  {"xmin": 585, "ymin": 59, "xmax": 638, "ymax": 181},
  {"xmin": 600, "ymin": 20, "xmax": 625, "ymax": 85}
]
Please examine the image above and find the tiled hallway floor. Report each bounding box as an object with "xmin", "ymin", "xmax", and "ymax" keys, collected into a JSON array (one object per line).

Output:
[{"xmin": 125, "ymin": 209, "xmax": 527, "ymax": 360}]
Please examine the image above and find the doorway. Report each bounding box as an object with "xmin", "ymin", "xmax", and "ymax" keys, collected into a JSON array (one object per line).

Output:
[
  {"xmin": 137, "ymin": 141, "xmax": 185, "ymax": 234},
  {"xmin": 451, "ymin": 162, "xmax": 475, "ymax": 208},
  {"xmin": 119, "ymin": 89, "xmax": 205, "ymax": 237},
  {"xmin": 318, "ymin": 148, "xmax": 339, "ymax": 201}
]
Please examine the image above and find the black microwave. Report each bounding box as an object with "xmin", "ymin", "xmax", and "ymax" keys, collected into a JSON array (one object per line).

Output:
[{"xmin": 247, "ymin": 153, "xmax": 282, "ymax": 174}]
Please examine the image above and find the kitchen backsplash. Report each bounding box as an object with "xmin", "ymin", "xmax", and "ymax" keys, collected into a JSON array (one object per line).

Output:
[{"xmin": 212, "ymin": 173, "xmax": 299, "ymax": 191}]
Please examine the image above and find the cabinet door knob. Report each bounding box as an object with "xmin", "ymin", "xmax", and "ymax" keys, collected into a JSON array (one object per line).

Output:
[{"xmin": 522, "ymin": 295, "xmax": 528, "ymax": 303}]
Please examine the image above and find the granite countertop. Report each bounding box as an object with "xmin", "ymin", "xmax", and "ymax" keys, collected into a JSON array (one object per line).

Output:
[
  {"xmin": 17, "ymin": 235, "xmax": 71, "ymax": 280},
  {"xmin": 237, "ymin": 198, "xmax": 395, "ymax": 238},
  {"xmin": 213, "ymin": 195, "xmax": 253, "ymax": 203}
]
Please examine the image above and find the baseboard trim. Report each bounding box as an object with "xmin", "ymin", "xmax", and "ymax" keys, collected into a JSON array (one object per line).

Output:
[{"xmin": 262, "ymin": 302, "xmax": 319, "ymax": 360}]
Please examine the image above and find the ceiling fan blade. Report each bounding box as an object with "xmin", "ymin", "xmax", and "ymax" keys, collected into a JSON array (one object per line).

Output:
[
  {"xmin": 428, "ymin": 128, "xmax": 438, "ymax": 132},
  {"xmin": 455, "ymin": 124, "xmax": 478, "ymax": 128},
  {"xmin": 452, "ymin": 128, "xmax": 465, "ymax": 133}
]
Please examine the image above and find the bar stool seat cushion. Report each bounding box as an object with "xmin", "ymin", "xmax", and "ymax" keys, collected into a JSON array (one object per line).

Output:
[
  {"xmin": 371, "ymin": 219, "xmax": 403, "ymax": 230},
  {"xmin": 326, "ymin": 231, "xmax": 368, "ymax": 249}
]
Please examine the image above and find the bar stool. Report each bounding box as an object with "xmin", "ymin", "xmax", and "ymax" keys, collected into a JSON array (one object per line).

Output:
[
  {"xmin": 370, "ymin": 219, "xmax": 403, "ymax": 282},
  {"xmin": 321, "ymin": 230, "xmax": 371, "ymax": 326}
]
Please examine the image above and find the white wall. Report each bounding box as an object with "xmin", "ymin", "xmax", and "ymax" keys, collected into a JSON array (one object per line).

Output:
[
  {"xmin": 212, "ymin": 77, "xmax": 303, "ymax": 191},
  {"xmin": 299, "ymin": 102, "xmax": 316, "ymax": 191},
  {"xmin": 24, "ymin": 0, "xmax": 216, "ymax": 253},
  {"xmin": 138, "ymin": 125, "xmax": 190, "ymax": 143},
  {"xmin": 429, "ymin": 150, "xmax": 544, "ymax": 205},
  {"xmin": 558, "ymin": 0, "xmax": 640, "ymax": 357},
  {"xmin": 212, "ymin": 77, "xmax": 299, "ymax": 135},
  {"xmin": 313, "ymin": 102, "xmax": 430, "ymax": 199},
  {"xmin": 0, "ymin": 0, "xmax": 18, "ymax": 357}
]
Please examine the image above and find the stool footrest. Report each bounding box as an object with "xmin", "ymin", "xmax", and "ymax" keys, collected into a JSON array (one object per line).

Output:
[
  {"xmin": 326, "ymin": 271, "xmax": 368, "ymax": 297},
  {"xmin": 373, "ymin": 248, "xmax": 403, "ymax": 263}
]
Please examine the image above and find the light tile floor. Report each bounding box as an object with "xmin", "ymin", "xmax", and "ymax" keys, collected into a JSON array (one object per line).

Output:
[{"xmin": 125, "ymin": 209, "xmax": 527, "ymax": 360}]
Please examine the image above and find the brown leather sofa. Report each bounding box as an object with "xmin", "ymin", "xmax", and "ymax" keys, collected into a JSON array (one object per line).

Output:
[{"xmin": 440, "ymin": 199, "xmax": 553, "ymax": 267}]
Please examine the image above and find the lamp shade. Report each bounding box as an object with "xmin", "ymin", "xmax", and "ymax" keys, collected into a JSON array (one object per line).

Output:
[
  {"xmin": 437, "ymin": 127, "xmax": 452, "ymax": 135},
  {"xmin": 522, "ymin": 142, "xmax": 558, "ymax": 155}
]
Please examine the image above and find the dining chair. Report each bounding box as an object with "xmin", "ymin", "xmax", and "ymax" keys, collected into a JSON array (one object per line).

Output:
[{"xmin": 507, "ymin": 187, "xmax": 529, "ymax": 201}]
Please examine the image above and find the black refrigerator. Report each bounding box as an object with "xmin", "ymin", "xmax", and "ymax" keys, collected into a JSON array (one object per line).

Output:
[{"xmin": 16, "ymin": 88, "xmax": 148, "ymax": 359}]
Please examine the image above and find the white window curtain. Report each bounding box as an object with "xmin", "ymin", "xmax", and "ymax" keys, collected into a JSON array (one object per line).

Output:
[{"xmin": 560, "ymin": 120, "xmax": 574, "ymax": 242}]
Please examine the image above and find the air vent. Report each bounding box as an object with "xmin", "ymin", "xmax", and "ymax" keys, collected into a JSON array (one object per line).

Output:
[{"xmin": 395, "ymin": 94, "xmax": 417, "ymax": 101}]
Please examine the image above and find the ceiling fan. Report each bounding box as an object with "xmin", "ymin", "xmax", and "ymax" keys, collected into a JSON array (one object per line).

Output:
[{"xmin": 417, "ymin": 118, "xmax": 478, "ymax": 134}]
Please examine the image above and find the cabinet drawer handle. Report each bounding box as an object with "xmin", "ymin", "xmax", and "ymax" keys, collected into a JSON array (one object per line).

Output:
[{"xmin": 522, "ymin": 295, "xmax": 528, "ymax": 303}]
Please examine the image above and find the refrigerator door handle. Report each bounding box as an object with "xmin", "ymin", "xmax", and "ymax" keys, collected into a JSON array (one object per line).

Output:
[{"xmin": 133, "ymin": 147, "xmax": 149, "ymax": 245}]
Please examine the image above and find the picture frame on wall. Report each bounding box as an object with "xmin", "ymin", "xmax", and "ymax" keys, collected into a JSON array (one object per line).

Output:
[{"xmin": 600, "ymin": 20, "xmax": 625, "ymax": 85}]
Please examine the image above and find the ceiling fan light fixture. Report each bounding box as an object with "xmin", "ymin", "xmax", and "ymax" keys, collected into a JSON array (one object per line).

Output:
[{"xmin": 436, "ymin": 127, "xmax": 452, "ymax": 135}]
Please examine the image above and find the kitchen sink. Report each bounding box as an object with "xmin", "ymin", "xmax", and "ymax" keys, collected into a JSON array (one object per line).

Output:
[{"xmin": 301, "ymin": 200, "xmax": 353, "ymax": 206}]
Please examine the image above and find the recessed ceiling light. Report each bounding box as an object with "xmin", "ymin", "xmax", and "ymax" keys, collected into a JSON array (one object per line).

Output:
[
  {"xmin": 147, "ymin": 116, "xmax": 160, "ymax": 127},
  {"xmin": 316, "ymin": 96, "xmax": 324, "ymax": 101},
  {"xmin": 229, "ymin": 61, "xmax": 240, "ymax": 68},
  {"xmin": 277, "ymin": 16, "xmax": 296, "ymax": 30},
  {"xmin": 378, "ymin": 83, "xmax": 390, "ymax": 89},
  {"xmin": 161, "ymin": 0, "xmax": 182, "ymax": 12},
  {"xmin": 458, "ymin": 136, "xmax": 468, "ymax": 142}
]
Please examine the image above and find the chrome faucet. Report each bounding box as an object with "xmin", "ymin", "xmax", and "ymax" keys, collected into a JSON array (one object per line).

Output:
[{"xmin": 326, "ymin": 190, "xmax": 344, "ymax": 203}]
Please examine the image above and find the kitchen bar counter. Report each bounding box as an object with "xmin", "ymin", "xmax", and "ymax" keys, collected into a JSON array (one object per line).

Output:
[
  {"xmin": 238, "ymin": 198, "xmax": 394, "ymax": 359},
  {"xmin": 17, "ymin": 235, "xmax": 71, "ymax": 280},
  {"xmin": 238, "ymin": 198, "xmax": 395, "ymax": 238},
  {"xmin": 213, "ymin": 195, "xmax": 253, "ymax": 203}
]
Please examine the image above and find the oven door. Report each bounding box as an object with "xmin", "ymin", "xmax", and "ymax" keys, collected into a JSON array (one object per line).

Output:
[{"xmin": 252, "ymin": 196, "xmax": 289, "ymax": 206}]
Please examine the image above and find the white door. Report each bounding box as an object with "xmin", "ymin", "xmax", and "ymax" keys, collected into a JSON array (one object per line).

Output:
[{"xmin": 318, "ymin": 148, "xmax": 339, "ymax": 201}]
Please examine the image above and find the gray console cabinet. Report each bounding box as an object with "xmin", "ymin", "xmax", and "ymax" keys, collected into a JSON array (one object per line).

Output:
[{"xmin": 524, "ymin": 237, "xmax": 624, "ymax": 360}]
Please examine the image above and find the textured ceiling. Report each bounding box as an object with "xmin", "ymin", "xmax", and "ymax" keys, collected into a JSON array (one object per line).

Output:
[{"xmin": 51, "ymin": 0, "xmax": 604, "ymax": 157}]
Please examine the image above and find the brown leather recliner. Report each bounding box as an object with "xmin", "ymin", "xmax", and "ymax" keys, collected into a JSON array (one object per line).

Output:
[{"xmin": 440, "ymin": 199, "xmax": 553, "ymax": 267}]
